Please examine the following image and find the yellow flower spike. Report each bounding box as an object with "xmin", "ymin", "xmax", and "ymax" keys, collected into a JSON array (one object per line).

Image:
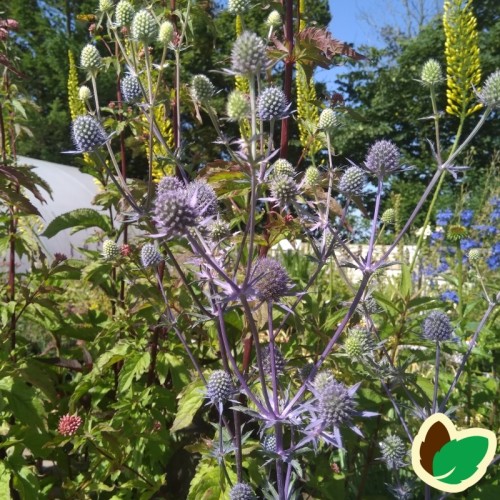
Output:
[{"xmin": 443, "ymin": 0, "xmax": 482, "ymax": 118}]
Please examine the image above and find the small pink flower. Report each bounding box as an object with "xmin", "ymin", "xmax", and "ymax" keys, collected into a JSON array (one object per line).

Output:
[{"xmin": 58, "ymin": 414, "xmax": 82, "ymax": 436}]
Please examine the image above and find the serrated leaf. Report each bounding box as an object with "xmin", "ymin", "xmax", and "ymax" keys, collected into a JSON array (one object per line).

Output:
[
  {"xmin": 42, "ymin": 208, "xmax": 112, "ymax": 238},
  {"xmin": 0, "ymin": 462, "xmax": 11, "ymax": 500},
  {"xmin": 187, "ymin": 460, "xmax": 235, "ymax": 500},
  {"xmin": 170, "ymin": 379, "xmax": 205, "ymax": 433},
  {"xmin": 432, "ymin": 436, "xmax": 490, "ymax": 484},
  {"xmin": 118, "ymin": 351, "xmax": 151, "ymax": 393}
]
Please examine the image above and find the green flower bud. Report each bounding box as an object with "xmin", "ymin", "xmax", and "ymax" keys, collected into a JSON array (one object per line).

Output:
[
  {"xmin": 266, "ymin": 10, "xmax": 282, "ymax": 28},
  {"xmin": 339, "ymin": 166, "xmax": 366, "ymax": 197},
  {"xmin": 270, "ymin": 175, "xmax": 298, "ymax": 207},
  {"xmin": 380, "ymin": 435, "xmax": 406, "ymax": 470},
  {"xmin": 226, "ymin": 90, "xmax": 249, "ymax": 121},
  {"xmin": 78, "ymin": 85, "xmax": 92, "ymax": 101},
  {"xmin": 273, "ymin": 159, "xmax": 295, "ymax": 177},
  {"xmin": 98, "ymin": 0, "xmax": 113, "ymax": 13},
  {"xmin": 304, "ymin": 166, "xmax": 321, "ymax": 187},
  {"xmin": 102, "ymin": 240, "xmax": 120, "ymax": 260},
  {"xmin": 158, "ymin": 20, "xmax": 174, "ymax": 45},
  {"xmin": 115, "ymin": 0, "xmax": 134, "ymax": 27},
  {"xmin": 191, "ymin": 74, "xmax": 216, "ymax": 103},
  {"xmin": 80, "ymin": 44, "xmax": 102, "ymax": 73},
  {"xmin": 468, "ymin": 248, "xmax": 481, "ymax": 263},
  {"xmin": 318, "ymin": 108, "xmax": 339, "ymax": 132},
  {"xmin": 131, "ymin": 9, "xmax": 158, "ymax": 43},
  {"xmin": 381, "ymin": 208, "xmax": 395, "ymax": 225},
  {"xmin": 231, "ymin": 31, "xmax": 267, "ymax": 76},
  {"xmin": 228, "ymin": 0, "xmax": 251, "ymax": 15},
  {"xmin": 421, "ymin": 59, "xmax": 442, "ymax": 86},
  {"xmin": 479, "ymin": 69, "xmax": 500, "ymax": 109}
]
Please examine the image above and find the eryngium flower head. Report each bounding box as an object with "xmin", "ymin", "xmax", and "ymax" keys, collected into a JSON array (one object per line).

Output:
[
  {"xmin": 253, "ymin": 257, "xmax": 290, "ymax": 302},
  {"xmin": 273, "ymin": 158, "xmax": 295, "ymax": 177},
  {"xmin": 421, "ymin": 59, "xmax": 443, "ymax": 86},
  {"xmin": 318, "ymin": 108, "xmax": 339, "ymax": 132},
  {"xmin": 270, "ymin": 175, "xmax": 298, "ymax": 207},
  {"xmin": 156, "ymin": 175, "xmax": 184, "ymax": 197},
  {"xmin": 209, "ymin": 220, "xmax": 230, "ymax": 241},
  {"xmin": 381, "ymin": 208, "xmax": 395, "ymax": 225},
  {"xmin": 344, "ymin": 328, "xmax": 375, "ymax": 358},
  {"xmin": 191, "ymin": 74, "xmax": 215, "ymax": 103},
  {"xmin": 115, "ymin": 0, "xmax": 134, "ymax": 27},
  {"xmin": 80, "ymin": 44, "xmax": 102, "ymax": 72},
  {"xmin": 72, "ymin": 115, "xmax": 107, "ymax": 152},
  {"xmin": 422, "ymin": 311, "xmax": 454, "ymax": 342},
  {"xmin": 339, "ymin": 166, "xmax": 366, "ymax": 196},
  {"xmin": 131, "ymin": 10, "xmax": 158, "ymax": 42},
  {"xmin": 78, "ymin": 85, "xmax": 92, "ymax": 101},
  {"xmin": 58, "ymin": 414, "xmax": 82, "ymax": 436},
  {"xmin": 229, "ymin": 483, "xmax": 256, "ymax": 500},
  {"xmin": 261, "ymin": 345, "xmax": 286, "ymax": 376},
  {"xmin": 121, "ymin": 75, "xmax": 142, "ymax": 103},
  {"xmin": 380, "ymin": 434, "xmax": 406, "ymax": 469},
  {"xmin": 98, "ymin": 0, "xmax": 113, "ymax": 12},
  {"xmin": 187, "ymin": 180, "xmax": 218, "ymax": 216},
  {"xmin": 317, "ymin": 378, "xmax": 356, "ymax": 427},
  {"xmin": 262, "ymin": 434, "xmax": 277, "ymax": 453},
  {"xmin": 226, "ymin": 90, "xmax": 249, "ymax": 121},
  {"xmin": 478, "ymin": 70, "xmax": 500, "ymax": 109},
  {"xmin": 206, "ymin": 370, "xmax": 233, "ymax": 404},
  {"xmin": 102, "ymin": 240, "xmax": 120, "ymax": 260},
  {"xmin": 141, "ymin": 243, "xmax": 162, "ymax": 267},
  {"xmin": 468, "ymin": 248, "xmax": 481, "ymax": 262},
  {"xmin": 266, "ymin": 10, "xmax": 282, "ymax": 28},
  {"xmin": 153, "ymin": 187, "xmax": 199, "ymax": 237},
  {"xmin": 231, "ymin": 31, "xmax": 267, "ymax": 76},
  {"xmin": 258, "ymin": 86, "xmax": 289, "ymax": 120},
  {"xmin": 304, "ymin": 166, "xmax": 321, "ymax": 187},
  {"xmin": 365, "ymin": 140, "xmax": 400, "ymax": 177},
  {"xmin": 158, "ymin": 20, "xmax": 174, "ymax": 45},
  {"xmin": 228, "ymin": 0, "xmax": 251, "ymax": 15}
]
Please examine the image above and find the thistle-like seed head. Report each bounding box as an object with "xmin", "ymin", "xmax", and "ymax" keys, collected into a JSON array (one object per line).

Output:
[
  {"xmin": 273, "ymin": 159, "xmax": 295, "ymax": 177},
  {"xmin": 226, "ymin": 90, "xmax": 249, "ymax": 121},
  {"xmin": 365, "ymin": 140, "xmax": 400, "ymax": 177},
  {"xmin": 153, "ymin": 186, "xmax": 199, "ymax": 237},
  {"xmin": 131, "ymin": 9, "xmax": 158, "ymax": 43},
  {"xmin": 318, "ymin": 108, "xmax": 339, "ymax": 132},
  {"xmin": 421, "ymin": 59, "xmax": 443, "ymax": 86},
  {"xmin": 266, "ymin": 10, "xmax": 282, "ymax": 28},
  {"xmin": 252, "ymin": 257, "xmax": 290, "ymax": 302},
  {"xmin": 478, "ymin": 70, "xmax": 500, "ymax": 109},
  {"xmin": 258, "ymin": 86, "xmax": 288, "ymax": 120},
  {"xmin": 206, "ymin": 370, "xmax": 233, "ymax": 404},
  {"xmin": 80, "ymin": 44, "xmax": 102, "ymax": 73},
  {"xmin": 270, "ymin": 175, "xmax": 298, "ymax": 207},
  {"xmin": 262, "ymin": 434, "xmax": 277, "ymax": 453},
  {"xmin": 191, "ymin": 74, "xmax": 216, "ymax": 103},
  {"xmin": 228, "ymin": 0, "xmax": 251, "ymax": 15},
  {"xmin": 468, "ymin": 248, "xmax": 481, "ymax": 263},
  {"xmin": 186, "ymin": 180, "xmax": 218, "ymax": 217},
  {"xmin": 102, "ymin": 240, "xmax": 120, "ymax": 260},
  {"xmin": 156, "ymin": 175, "xmax": 184, "ymax": 197},
  {"xmin": 71, "ymin": 115, "xmax": 107, "ymax": 152},
  {"xmin": 121, "ymin": 75, "xmax": 142, "ymax": 103},
  {"xmin": 115, "ymin": 0, "xmax": 135, "ymax": 27},
  {"xmin": 317, "ymin": 378, "xmax": 356, "ymax": 427},
  {"xmin": 261, "ymin": 345, "xmax": 286, "ymax": 376},
  {"xmin": 422, "ymin": 311, "xmax": 454, "ymax": 342},
  {"xmin": 231, "ymin": 31, "xmax": 267, "ymax": 76},
  {"xmin": 158, "ymin": 20, "xmax": 174, "ymax": 45},
  {"xmin": 344, "ymin": 328, "xmax": 375, "ymax": 358},
  {"xmin": 140, "ymin": 243, "xmax": 163, "ymax": 268},
  {"xmin": 380, "ymin": 434, "xmax": 406, "ymax": 469},
  {"xmin": 339, "ymin": 166, "xmax": 366, "ymax": 197},
  {"xmin": 58, "ymin": 414, "xmax": 82, "ymax": 436},
  {"xmin": 304, "ymin": 166, "xmax": 321, "ymax": 187},
  {"xmin": 229, "ymin": 483, "xmax": 256, "ymax": 500},
  {"xmin": 78, "ymin": 85, "xmax": 92, "ymax": 101},
  {"xmin": 209, "ymin": 220, "xmax": 230, "ymax": 241},
  {"xmin": 381, "ymin": 208, "xmax": 395, "ymax": 225}
]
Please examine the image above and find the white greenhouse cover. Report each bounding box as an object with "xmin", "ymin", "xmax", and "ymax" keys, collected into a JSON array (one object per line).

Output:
[{"xmin": 2, "ymin": 157, "xmax": 101, "ymax": 269}]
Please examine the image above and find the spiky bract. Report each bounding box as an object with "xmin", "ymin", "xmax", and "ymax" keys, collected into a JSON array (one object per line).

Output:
[
  {"xmin": 253, "ymin": 258, "xmax": 290, "ymax": 302},
  {"xmin": 72, "ymin": 115, "xmax": 107, "ymax": 152},
  {"xmin": 206, "ymin": 370, "xmax": 233, "ymax": 404},
  {"xmin": 231, "ymin": 31, "xmax": 267, "ymax": 76},
  {"xmin": 422, "ymin": 311, "xmax": 454, "ymax": 342}
]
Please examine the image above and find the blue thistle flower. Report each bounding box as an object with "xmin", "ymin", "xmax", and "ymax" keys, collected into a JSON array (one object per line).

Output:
[{"xmin": 422, "ymin": 311, "xmax": 454, "ymax": 342}]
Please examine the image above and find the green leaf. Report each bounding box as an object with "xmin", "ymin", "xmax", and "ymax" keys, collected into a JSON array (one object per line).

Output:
[
  {"xmin": 42, "ymin": 208, "xmax": 112, "ymax": 238},
  {"xmin": 432, "ymin": 436, "xmax": 490, "ymax": 484},
  {"xmin": 187, "ymin": 460, "xmax": 235, "ymax": 500},
  {"xmin": 0, "ymin": 462, "xmax": 11, "ymax": 500},
  {"xmin": 170, "ymin": 379, "xmax": 205, "ymax": 433},
  {"xmin": 118, "ymin": 351, "xmax": 151, "ymax": 393},
  {"xmin": 400, "ymin": 264, "xmax": 411, "ymax": 298}
]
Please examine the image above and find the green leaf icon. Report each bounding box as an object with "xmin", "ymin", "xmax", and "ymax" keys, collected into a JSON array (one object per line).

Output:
[{"xmin": 432, "ymin": 436, "xmax": 490, "ymax": 485}]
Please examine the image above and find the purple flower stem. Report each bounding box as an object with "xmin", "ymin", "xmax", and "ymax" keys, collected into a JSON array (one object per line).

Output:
[
  {"xmin": 433, "ymin": 341, "xmax": 441, "ymax": 414},
  {"xmin": 380, "ymin": 381, "xmax": 413, "ymax": 443},
  {"xmin": 439, "ymin": 302, "xmax": 496, "ymax": 412}
]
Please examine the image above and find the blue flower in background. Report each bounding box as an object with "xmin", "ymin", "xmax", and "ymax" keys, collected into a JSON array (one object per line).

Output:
[
  {"xmin": 437, "ymin": 259, "xmax": 449, "ymax": 273},
  {"xmin": 436, "ymin": 209, "xmax": 453, "ymax": 226},
  {"xmin": 473, "ymin": 224, "xmax": 497, "ymax": 236},
  {"xmin": 460, "ymin": 209, "xmax": 474, "ymax": 227},
  {"xmin": 441, "ymin": 290, "xmax": 459, "ymax": 303},
  {"xmin": 430, "ymin": 230, "xmax": 445, "ymax": 245},
  {"xmin": 460, "ymin": 238, "xmax": 480, "ymax": 252},
  {"xmin": 487, "ymin": 242, "xmax": 500, "ymax": 270}
]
